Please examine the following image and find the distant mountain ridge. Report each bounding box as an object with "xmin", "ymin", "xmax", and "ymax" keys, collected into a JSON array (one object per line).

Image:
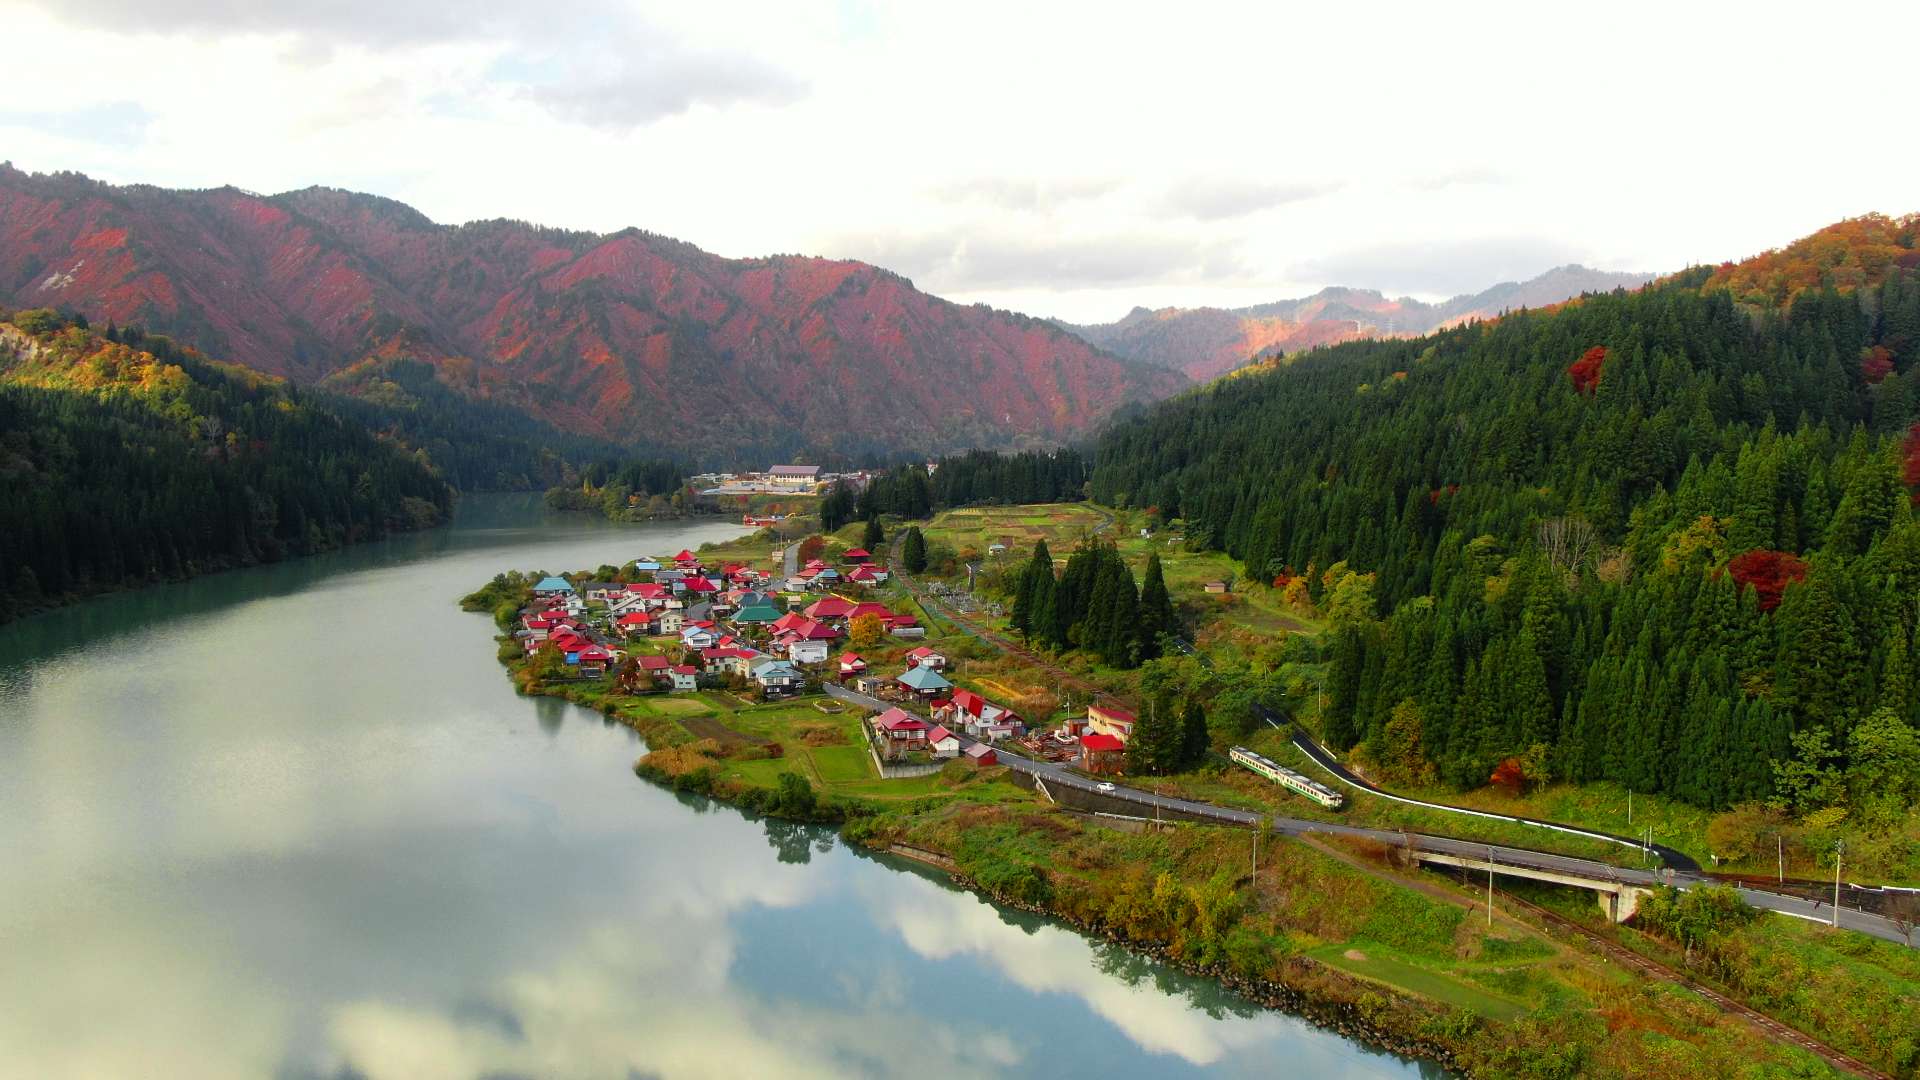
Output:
[
  {"xmin": 0, "ymin": 165, "xmax": 1186, "ymax": 464},
  {"xmin": 1058, "ymin": 265, "xmax": 1655, "ymax": 381}
]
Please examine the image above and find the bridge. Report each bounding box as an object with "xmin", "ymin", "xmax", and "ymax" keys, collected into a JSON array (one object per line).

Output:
[{"xmin": 1412, "ymin": 848, "xmax": 1649, "ymax": 922}]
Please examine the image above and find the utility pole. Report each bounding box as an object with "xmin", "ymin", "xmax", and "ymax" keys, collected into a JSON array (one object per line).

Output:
[
  {"xmin": 1486, "ymin": 846, "xmax": 1495, "ymax": 929},
  {"xmin": 1833, "ymin": 841, "xmax": 1843, "ymax": 928},
  {"xmin": 1777, "ymin": 833, "xmax": 1784, "ymax": 885},
  {"xmin": 1627, "ymin": 789, "xmax": 1633, "ymax": 826}
]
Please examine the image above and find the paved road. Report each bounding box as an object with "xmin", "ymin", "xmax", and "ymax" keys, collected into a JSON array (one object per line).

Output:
[{"xmin": 823, "ymin": 683, "xmax": 1914, "ymax": 948}]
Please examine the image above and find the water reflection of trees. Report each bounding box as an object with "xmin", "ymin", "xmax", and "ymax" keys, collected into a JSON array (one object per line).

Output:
[
  {"xmin": 1091, "ymin": 942, "xmax": 1259, "ymax": 1021},
  {"xmin": 763, "ymin": 818, "xmax": 836, "ymax": 865}
]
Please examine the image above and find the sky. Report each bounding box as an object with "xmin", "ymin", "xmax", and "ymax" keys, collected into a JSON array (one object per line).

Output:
[{"xmin": 1, "ymin": 0, "xmax": 1915, "ymax": 323}]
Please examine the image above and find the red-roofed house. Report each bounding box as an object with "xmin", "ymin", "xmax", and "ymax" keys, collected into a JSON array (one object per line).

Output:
[
  {"xmin": 871, "ymin": 708, "xmax": 929, "ymax": 750},
  {"xmin": 844, "ymin": 602, "xmax": 893, "ymax": 622},
  {"xmin": 1088, "ymin": 704, "xmax": 1137, "ymax": 743},
  {"xmin": 965, "ymin": 743, "xmax": 998, "ymax": 767},
  {"xmin": 803, "ymin": 596, "xmax": 856, "ymax": 621},
  {"xmin": 615, "ymin": 611, "xmax": 656, "ymax": 638},
  {"xmin": 927, "ymin": 725, "xmax": 961, "ymax": 759},
  {"xmin": 679, "ymin": 576, "xmax": 718, "ymax": 595},
  {"xmin": 842, "ymin": 547, "xmax": 871, "ymax": 563},
  {"xmin": 838, "ymin": 652, "xmax": 867, "ymax": 678},
  {"xmin": 904, "ymin": 645, "xmax": 946, "ymax": 671},
  {"xmin": 935, "ymin": 688, "xmax": 1024, "ymax": 741},
  {"xmin": 577, "ymin": 644, "xmax": 614, "ymax": 677},
  {"xmin": 1081, "ymin": 733, "xmax": 1126, "ymax": 774},
  {"xmin": 669, "ymin": 665, "xmax": 700, "ymax": 691},
  {"xmin": 845, "ymin": 565, "xmax": 878, "ymax": 586}
]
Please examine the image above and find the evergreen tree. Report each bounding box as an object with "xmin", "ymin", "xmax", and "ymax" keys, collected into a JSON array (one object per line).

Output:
[
  {"xmin": 1138, "ymin": 553, "xmax": 1175, "ymax": 659},
  {"xmin": 862, "ymin": 516, "xmax": 884, "ymax": 551},
  {"xmin": 900, "ymin": 526, "xmax": 928, "ymax": 572}
]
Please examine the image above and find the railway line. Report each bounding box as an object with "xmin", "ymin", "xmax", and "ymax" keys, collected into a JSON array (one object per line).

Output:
[{"xmin": 1490, "ymin": 886, "xmax": 1892, "ymax": 1079}]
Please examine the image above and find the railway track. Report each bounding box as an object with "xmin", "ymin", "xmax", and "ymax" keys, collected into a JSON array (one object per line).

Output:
[{"xmin": 1493, "ymin": 887, "xmax": 1891, "ymax": 1079}]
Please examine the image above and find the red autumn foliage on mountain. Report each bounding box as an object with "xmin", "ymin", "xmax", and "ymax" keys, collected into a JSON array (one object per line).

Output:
[
  {"xmin": 1567, "ymin": 346, "xmax": 1607, "ymax": 394},
  {"xmin": 0, "ymin": 166, "xmax": 1184, "ymax": 460},
  {"xmin": 1725, "ymin": 548, "xmax": 1810, "ymax": 612},
  {"xmin": 1059, "ymin": 266, "xmax": 1654, "ymax": 382},
  {"xmin": 1862, "ymin": 345, "xmax": 1895, "ymax": 384}
]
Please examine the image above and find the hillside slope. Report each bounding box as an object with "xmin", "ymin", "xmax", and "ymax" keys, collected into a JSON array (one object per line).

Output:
[
  {"xmin": 1062, "ymin": 265, "xmax": 1654, "ymax": 381},
  {"xmin": 1086, "ymin": 214, "xmax": 1920, "ymax": 824},
  {"xmin": 0, "ymin": 166, "xmax": 1185, "ymax": 463},
  {"xmin": 0, "ymin": 310, "xmax": 452, "ymax": 620}
]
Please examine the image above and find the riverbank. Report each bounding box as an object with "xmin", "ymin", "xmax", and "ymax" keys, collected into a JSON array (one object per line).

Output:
[{"xmin": 470, "ymin": 578, "xmax": 1863, "ymax": 1079}]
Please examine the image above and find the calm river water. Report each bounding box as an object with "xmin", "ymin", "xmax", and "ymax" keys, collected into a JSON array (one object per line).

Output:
[{"xmin": 0, "ymin": 495, "xmax": 1440, "ymax": 1079}]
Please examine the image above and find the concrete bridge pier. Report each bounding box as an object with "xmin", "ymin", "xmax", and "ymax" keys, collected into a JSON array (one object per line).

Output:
[{"xmin": 1413, "ymin": 851, "xmax": 1650, "ymax": 924}]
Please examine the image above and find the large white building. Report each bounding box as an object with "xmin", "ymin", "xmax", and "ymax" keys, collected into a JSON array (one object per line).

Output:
[{"xmin": 765, "ymin": 464, "xmax": 821, "ymax": 491}]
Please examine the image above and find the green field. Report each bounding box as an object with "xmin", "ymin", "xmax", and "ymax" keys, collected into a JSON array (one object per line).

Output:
[{"xmin": 1308, "ymin": 943, "xmax": 1531, "ymax": 1020}]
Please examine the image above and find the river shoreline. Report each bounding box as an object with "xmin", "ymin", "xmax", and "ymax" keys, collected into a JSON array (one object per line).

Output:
[{"xmin": 485, "ymin": 634, "xmax": 1470, "ymax": 1075}]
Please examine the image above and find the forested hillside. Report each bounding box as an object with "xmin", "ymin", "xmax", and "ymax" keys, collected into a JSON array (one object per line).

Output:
[
  {"xmin": 1088, "ymin": 214, "xmax": 1920, "ymax": 820},
  {"xmin": 0, "ymin": 310, "xmax": 452, "ymax": 620},
  {"xmin": 0, "ymin": 165, "xmax": 1184, "ymax": 462}
]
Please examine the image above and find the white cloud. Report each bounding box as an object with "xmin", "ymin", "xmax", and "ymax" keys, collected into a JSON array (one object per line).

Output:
[{"xmin": 0, "ymin": 0, "xmax": 1916, "ymax": 321}]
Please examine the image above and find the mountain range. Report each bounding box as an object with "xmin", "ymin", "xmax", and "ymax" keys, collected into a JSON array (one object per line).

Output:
[
  {"xmin": 1057, "ymin": 265, "xmax": 1655, "ymax": 381},
  {"xmin": 0, "ymin": 165, "xmax": 1184, "ymax": 464}
]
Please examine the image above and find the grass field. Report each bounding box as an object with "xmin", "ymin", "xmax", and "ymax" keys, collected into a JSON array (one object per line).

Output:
[{"xmin": 1308, "ymin": 943, "xmax": 1531, "ymax": 1020}]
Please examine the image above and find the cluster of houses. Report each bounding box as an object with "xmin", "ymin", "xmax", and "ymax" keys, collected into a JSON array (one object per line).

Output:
[
  {"xmin": 511, "ymin": 546, "xmax": 930, "ymax": 698},
  {"xmin": 785, "ymin": 551, "xmax": 897, "ymax": 596},
  {"xmin": 514, "ymin": 548, "xmax": 1149, "ymax": 780}
]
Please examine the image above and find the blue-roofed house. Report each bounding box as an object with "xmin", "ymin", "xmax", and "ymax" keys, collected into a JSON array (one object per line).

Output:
[
  {"xmin": 749, "ymin": 658, "xmax": 803, "ymax": 695},
  {"xmin": 634, "ymin": 559, "xmax": 662, "ymax": 572},
  {"xmin": 896, "ymin": 664, "xmax": 952, "ymax": 697},
  {"xmin": 534, "ymin": 575, "xmax": 575, "ymax": 597}
]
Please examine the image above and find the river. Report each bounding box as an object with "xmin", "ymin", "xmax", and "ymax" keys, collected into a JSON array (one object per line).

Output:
[{"xmin": 0, "ymin": 495, "xmax": 1441, "ymax": 1079}]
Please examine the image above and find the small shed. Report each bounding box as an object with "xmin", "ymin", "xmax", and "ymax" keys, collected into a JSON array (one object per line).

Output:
[{"xmin": 964, "ymin": 743, "xmax": 998, "ymax": 767}]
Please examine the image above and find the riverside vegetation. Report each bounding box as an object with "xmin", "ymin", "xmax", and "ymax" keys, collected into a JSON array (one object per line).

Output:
[{"xmin": 462, "ymin": 560, "xmax": 1918, "ymax": 1078}]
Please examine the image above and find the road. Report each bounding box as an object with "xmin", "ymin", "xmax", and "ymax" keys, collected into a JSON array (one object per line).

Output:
[
  {"xmin": 822, "ymin": 684, "xmax": 1913, "ymax": 947},
  {"xmin": 874, "ymin": 529, "xmax": 1913, "ymax": 948},
  {"xmin": 1270, "ymin": 706, "xmax": 1704, "ymax": 872}
]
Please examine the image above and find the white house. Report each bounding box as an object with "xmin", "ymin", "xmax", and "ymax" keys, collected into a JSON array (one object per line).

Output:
[{"xmin": 786, "ymin": 639, "xmax": 830, "ymax": 665}]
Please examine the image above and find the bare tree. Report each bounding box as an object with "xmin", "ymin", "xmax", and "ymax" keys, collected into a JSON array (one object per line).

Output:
[
  {"xmin": 1537, "ymin": 516, "xmax": 1598, "ymax": 577},
  {"xmin": 1888, "ymin": 891, "xmax": 1920, "ymax": 948}
]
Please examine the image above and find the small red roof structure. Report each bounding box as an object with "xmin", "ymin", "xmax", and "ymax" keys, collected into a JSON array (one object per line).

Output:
[
  {"xmin": 617, "ymin": 612, "xmax": 653, "ymax": 626},
  {"xmin": 1080, "ymin": 733, "xmax": 1125, "ymax": 753},
  {"xmin": 927, "ymin": 725, "xmax": 957, "ymax": 744},
  {"xmin": 845, "ymin": 602, "xmax": 894, "ymax": 621},
  {"xmin": 680, "ymin": 577, "xmax": 717, "ymax": 593},
  {"xmin": 964, "ymin": 744, "xmax": 998, "ymax": 765},
  {"xmin": 673, "ymin": 550, "xmax": 696, "ymax": 562},
  {"xmin": 638, "ymin": 655, "xmax": 670, "ymax": 671},
  {"xmin": 577, "ymin": 645, "xmax": 613, "ymax": 662},
  {"xmin": 842, "ymin": 547, "xmax": 871, "ymax": 561},
  {"xmin": 670, "ymin": 665, "xmax": 698, "ymax": 676},
  {"xmin": 628, "ymin": 583, "xmax": 669, "ymax": 598}
]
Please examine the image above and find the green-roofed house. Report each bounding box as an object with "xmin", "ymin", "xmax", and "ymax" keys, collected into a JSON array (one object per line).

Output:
[
  {"xmin": 731, "ymin": 603, "xmax": 782, "ymax": 625},
  {"xmin": 896, "ymin": 664, "xmax": 952, "ymax": 697},
  {"xmin": 534, "ymin": 575, "xmax": 575, "ymax": 596}
]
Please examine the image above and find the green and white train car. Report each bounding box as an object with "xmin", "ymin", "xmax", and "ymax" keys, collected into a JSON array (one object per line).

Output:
[{"xmin": 1229, "ymin": 745, "xmax": 1346, "ymax": 809}]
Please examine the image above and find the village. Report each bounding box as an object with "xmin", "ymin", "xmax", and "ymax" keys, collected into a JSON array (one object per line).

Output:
[{"xmin": 501, "ymin": 533, "xmax": 1148, "ymax": 786}]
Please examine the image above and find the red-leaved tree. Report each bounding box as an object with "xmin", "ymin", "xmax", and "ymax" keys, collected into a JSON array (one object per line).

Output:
[
  {"xmin": 1568, "ymin": 346, "xmax": 1607, "ymax": 395},
  {"xmin": 1489, "ymin": 757, "xmax": 1528, "ymax": 795},
  {"xmin": 1726, "ymin": 548, "xmax": 1809, "ymax": 612},
  {"xmin": 1862, "ymin": 345, "xmax": 1895, "ymax": 384}
]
